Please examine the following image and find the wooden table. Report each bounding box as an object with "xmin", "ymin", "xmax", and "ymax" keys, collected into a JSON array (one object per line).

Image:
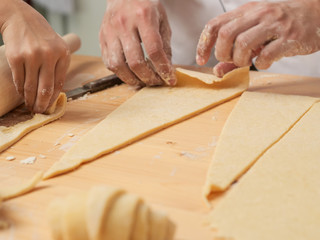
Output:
[{"xmin": 1, "ymin": 55, "xmax": 320, "ymax": 240}]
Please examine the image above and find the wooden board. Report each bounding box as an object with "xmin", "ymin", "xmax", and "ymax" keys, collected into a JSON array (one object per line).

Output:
[{"xmin": 0, "ymin": 55, "xmax": 320, "ymax": 240}]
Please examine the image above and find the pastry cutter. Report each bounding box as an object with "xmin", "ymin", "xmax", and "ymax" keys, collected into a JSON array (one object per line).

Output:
[{"xmin": 66, "ymin": 74, "xmax": 123, "ymax": 100}]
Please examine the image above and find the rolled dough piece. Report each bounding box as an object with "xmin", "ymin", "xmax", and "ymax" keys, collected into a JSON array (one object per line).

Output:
[
  {"xmin": 47, "ymin": 198, "xmax": 65, "ymax": 240},
  {"xmin": 210, "ymin": 102, "xmax": 320, "ymax": 240},
  {"xmin": 203, "ymin": 91, "xmax": 319, "ymax": 197},
  {"xmin": 102, "ymin": 193, "xmax": 141, "ymax": 240},
  {"xmin": 47, "ymin": 185, "xmax": 175, "ymax": 240},
  {"xmin": 44, "ymin": 67, "xmax": 249, "ymax": 179},
  {"xmin": 0, "ymin": 93, "xmax": 67, "ymax": 153},
  {"xmin": 63, "ymin": 193, "xmax": 89, "ymax": 240},
  {"xmin": 0, "ymin": 171, "xmax": 43, "ymax": 200},
  {"xmin": 86, "ymin": 186, "xmax": 124, "ymax": 240},
  {"xmin": 150, "ymin": 211, "xmax": 175, "ymax": 240},
  {"xmin": 132, "ymin": 203, "xmax": 150, "ymax": 240}
]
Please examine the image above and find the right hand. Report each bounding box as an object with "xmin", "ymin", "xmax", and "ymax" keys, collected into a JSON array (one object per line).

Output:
[{"xmin": 99, "ymin": 0, "xmax": 176, "ymax": 87}]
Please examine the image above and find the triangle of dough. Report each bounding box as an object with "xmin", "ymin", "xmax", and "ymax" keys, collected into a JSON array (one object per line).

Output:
[
  {"xmin": 43, "ymin": 67, "xmax": 249, "ymax": 179},
  {"xmin": 204, "ymin": 91, "xmax": 319, "ymax": 197},
  {"xmin": 210, "ymin": 102, "xmax": 320, "ymax": 240}
]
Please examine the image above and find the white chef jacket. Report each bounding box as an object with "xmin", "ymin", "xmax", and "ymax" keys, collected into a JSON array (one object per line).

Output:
[{"xmin": 162, "ymin": 0, "xmax": 320, "ymax": 77}]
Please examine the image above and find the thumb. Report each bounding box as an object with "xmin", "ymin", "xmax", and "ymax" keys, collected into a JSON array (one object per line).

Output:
[{"xmin": 213, "ymin": 62, "xmax": 239, "ymax": 77}]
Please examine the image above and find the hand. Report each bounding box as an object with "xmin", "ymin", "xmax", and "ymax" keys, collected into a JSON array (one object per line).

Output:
[
  {"xmin": 197, "ymin": 0, "xmax": 320, "ymax": 74},
  {"xmin": 99, "ymin": 0, "xmax": 176, "ymax": 87},
  {"xmin": 0, "ymin": 0, "xmax": 70, "ymax": 113}
]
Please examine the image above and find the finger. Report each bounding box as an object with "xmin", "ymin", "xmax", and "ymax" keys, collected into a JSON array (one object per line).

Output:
[
  {"xmin": 7, "ymin": 57, "xmax": 26, "ymax": 97},
  {"xmin": 255, "ymin": 39, "xmax": 284, "ymax": 69},
  {"xmin": 159, "ymin": 13, "xmax": 177, "ymax": 86},
  {"xmin": 24, "ymin": 60, "xmax": 40, "ymax": 112},
  {"xmin": 48, "ymin": 51, "xmax": 71, "ymax": 109},
  {"xmin": 138, "ymin": 24, "xmax": 175, "ymax": 86},
  {"xmin": 213, "ymin": 62, "xmax": 239, "ymax": 77},
  {"xmin": 233, "ymin": 24, "xmax": 278, "ymax": 67},
  {"xmin": 214, "ymin": 16, "xmax": 259, "ymax": 63},
  {"xmin": 196, "ymin": 9, "xmax": 245, "ymax": 65},
  {"xmin": 33, "ymin": 62, "xmax": 55, "ymax": 113},
  {"xmin": 106, "ymin": 37, "xmax": 143, "ymax": 87},
  {"xmin": 120, "ymin": 31, "xmax": 163, "ymax": 86}
]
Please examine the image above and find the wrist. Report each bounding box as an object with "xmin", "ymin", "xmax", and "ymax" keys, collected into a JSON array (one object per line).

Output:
[{"xmin": 0, "ymin": 0, "xmax": 21, "ymax": 34}]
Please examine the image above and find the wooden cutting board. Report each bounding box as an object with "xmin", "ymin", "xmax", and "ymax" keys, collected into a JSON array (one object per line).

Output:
[{"xmin": 0, "ymin": 55, "xmax": 320, "ymax": 240}]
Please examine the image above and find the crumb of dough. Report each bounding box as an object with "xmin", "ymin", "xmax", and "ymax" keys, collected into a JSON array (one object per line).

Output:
[
  {"xmin": 6, "ymin": 156, "xmax": 15, "ymax": 161},
  {"xmin": 20, "ymin": 156, "xmax": 37, "ymax": 164}
]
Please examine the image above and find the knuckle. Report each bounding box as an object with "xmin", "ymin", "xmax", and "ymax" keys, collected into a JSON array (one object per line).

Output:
[
  {"xmin": 106, "ymin": 58, "xmax": 124, "ymax": 73},
  {"xmin": 206, "ymin": 20, "xmax": 218, "ymax": 34},
  {"xmin": 218, "ymin": 26, "xmax": 233, "ymax": 40},
  {"xmin": 260, "ymin": 49, "xmax": 273, "ymax": 61},
  {"xmin": 113, "ymin": 14, "xmax": 128, "ymax": 28},
  {"xmin": 148, "ymin": 46, "xmax": 162, "ymax": 62},
  {"xmin": 8, "ymin": 53, "xmax": 23, "ymax": 66},
  {"xmin": 136, "ymin": 4, "xmax": 152, "ymax": 20},
  {"xmin": 128, "ymin": 58, "xmax": 145, "ymax": 72},
  {"xmin": 23, "ymin": 47, "xmax": 41, "ymax": 64},
  {"xmin": 24, "ymin": 84, "xmax": 35, "ymax": 95}
]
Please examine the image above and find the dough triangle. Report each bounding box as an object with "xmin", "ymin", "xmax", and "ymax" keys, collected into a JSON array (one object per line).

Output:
[
  {"xmin": 44, "ymin": 67, "xmax": 249, "ymax": 179},
  {"xmin": 210, "ymin": 102, "xmax": 320, "ymax": 240},
  {"xmin": 204, "ymin": 91, "xmax": 319, "ymax": 197}
]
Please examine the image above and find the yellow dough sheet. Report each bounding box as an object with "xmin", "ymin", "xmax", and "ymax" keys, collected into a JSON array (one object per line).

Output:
[
  {"xmin": 44, "ymin": 67, "xmax": 249, "ymax": 179},
  {"xmin": 0, "ymin": 93, "xmax": 67, "ymax": 153},
  {"xmin": 210, "ymin": 102, "xmax": 320, "ymax": 240},
  {"xmin": 204, "ymin": 91, "xmax": 319, "ymax": 197}
]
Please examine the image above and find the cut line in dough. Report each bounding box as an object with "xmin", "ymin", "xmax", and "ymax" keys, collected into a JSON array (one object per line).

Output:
[
  {"xmin": 203, "ymin": 91, "xmax": 319, "ymax": 197},
  {"xmin": 43, "ymin": 67, "xmax": 249, "ymax": 179},
  {"xmin": 0, "ymin": 93, "xmax": 67, "ymax": 153},
  {"xmin": 210, "ymin": 102, "xmax": 320, "ymax": 240}
]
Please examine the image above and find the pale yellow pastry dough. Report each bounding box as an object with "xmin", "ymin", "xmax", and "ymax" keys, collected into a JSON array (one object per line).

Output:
[
  {"xmin": 132, "ymin": 203, "xmax": 150, "ymax": 240},
  {"xmin": 0, "ymin": 171, "xmax": 43, "ymax": 200},
  {"xmin": 102, "ymin": 193, "xmax": 141, "ymax": 240},
  {"xmin": 176, "ymin": 67, "xmax": 224, "ymax": 84},
  {"xmin": 150, "ymin": 211, "xmax": 175, "ymax": 240},
  {"xmin": 44, "ymin": 67, "xmax": 249, "ymax": 179},
  {"xmin": 62, "ymin": 193, "xmax": 89, "ymax": 240},
  {"xmin": 0, "ymin": 93, "xmax": 67, "ymax": 153},
  {"xmin": 86, "ymin": 186, "xmax": 124, "ymax": 240},
  {"xmin": 203, "ymin": 91, "xmax": 319, "ymax": 197},
  {"xmin": 210, "ymin": 102, "xmax": 320, "ymax": 240},
  {"xmin": 47, "ymin": 185, "xmax": 175, "ymax": 240}
]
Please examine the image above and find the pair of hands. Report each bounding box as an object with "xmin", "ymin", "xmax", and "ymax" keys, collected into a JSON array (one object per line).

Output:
[
  {"xmin": 100, "ymin": 0, "xmax": 320, "ymax": 85},
  {"xmin": 1, "ymin": 0, "xmax": 70, "ymax": 113}
]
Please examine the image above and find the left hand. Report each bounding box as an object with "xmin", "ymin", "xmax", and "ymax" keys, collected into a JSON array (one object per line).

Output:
[{"xmin": 196, "ymin": 0, "xmax": 320, "ymax": 74}]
